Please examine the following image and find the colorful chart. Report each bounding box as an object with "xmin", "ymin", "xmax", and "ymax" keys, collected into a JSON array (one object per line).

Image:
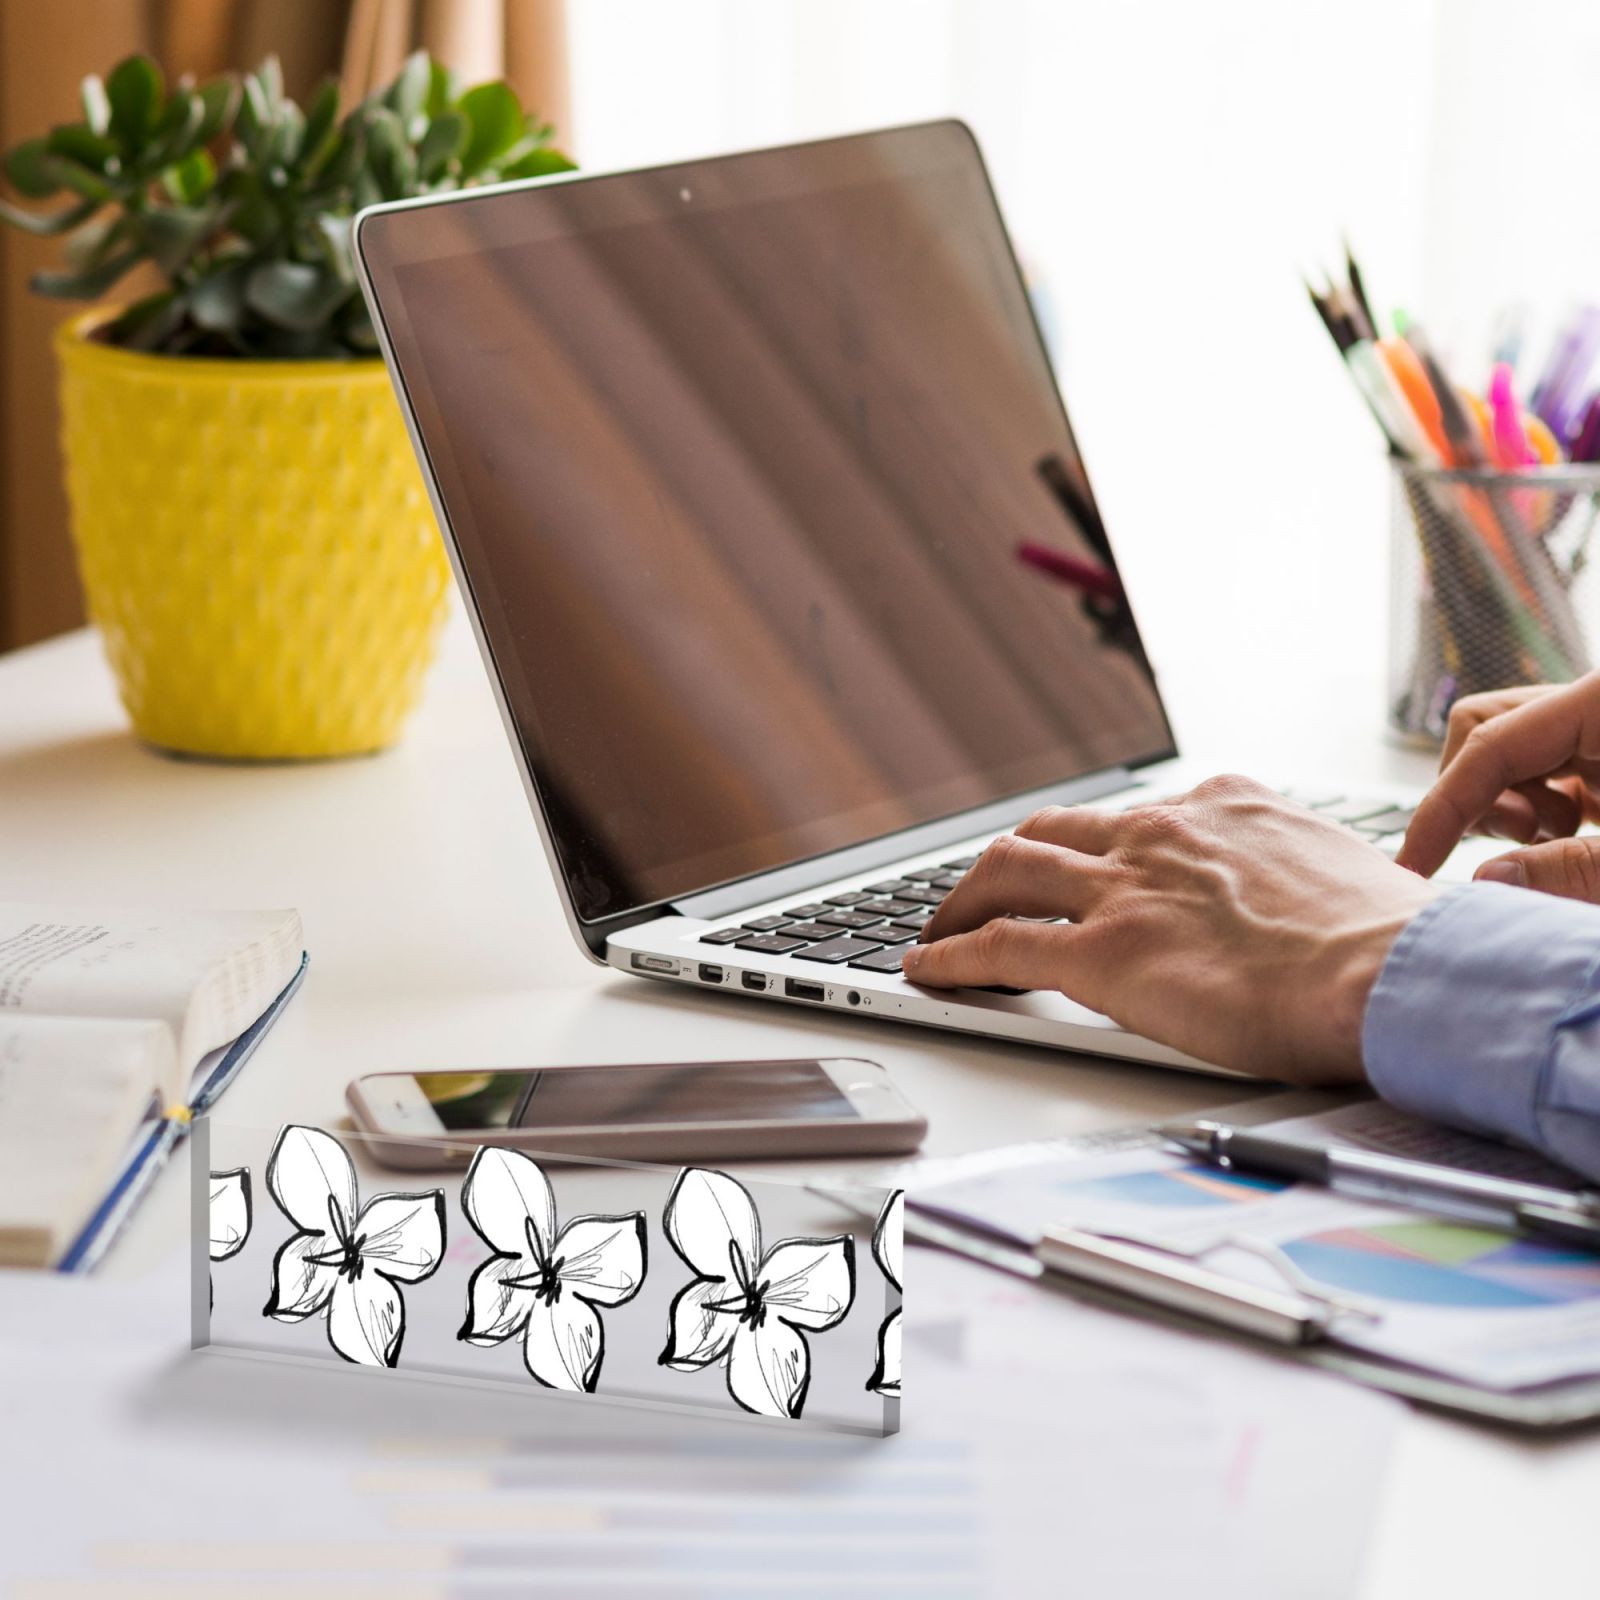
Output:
[
  {"xmin": 1059, "ymin": 1164, "xmax": 1289, "ymax": 1209},
  {"xmin": 1283, "ymin": 1222, "xmax": 1600, "ymax": 1311}
]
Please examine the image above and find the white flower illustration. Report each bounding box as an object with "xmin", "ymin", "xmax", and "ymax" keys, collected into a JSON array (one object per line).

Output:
[
  {"xmin": 208, "ymin": 1168, "xmax": 252, "ymax": 1310},
  {"xmin": 658, "ymin": 1168, "xmax": 855, "ymax": 1419},
  {"xmin": 262, "ymin": 1125, "xmax": 445, "ymax": 1367},
  {"xmin": 867, "ymin": 1189, "xmax": 903, "ymax": 1397},
  {"xmin": 458, "ymin": 1146, "xmax": 647, "ymax": 1392}
]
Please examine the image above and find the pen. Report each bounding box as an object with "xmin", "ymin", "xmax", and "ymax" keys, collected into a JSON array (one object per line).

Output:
[{"xmin": 1163, "ymin": 1119, "xmax": 1600, "ymax": 1253}]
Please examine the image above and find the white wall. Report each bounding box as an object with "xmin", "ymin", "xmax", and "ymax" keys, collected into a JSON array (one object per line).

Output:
[{"xmin": 566, "ymin": 2, "xmax": 1447, "ymax": 762}]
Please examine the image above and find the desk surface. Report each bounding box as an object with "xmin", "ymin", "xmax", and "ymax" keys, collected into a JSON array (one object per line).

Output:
[{"xmin": 2, "ymin": 612, "xmax": 1595, "ymax": 1598}]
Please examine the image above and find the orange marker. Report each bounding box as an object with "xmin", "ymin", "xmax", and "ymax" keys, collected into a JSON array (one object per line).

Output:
[{"xmin": 1378, "ymin": 337, "xmax": 1450, "ymax": 461}]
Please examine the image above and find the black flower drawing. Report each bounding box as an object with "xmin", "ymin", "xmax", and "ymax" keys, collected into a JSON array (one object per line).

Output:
[
  {"xmin": 208, "ymin": 1167, "xmax": 251, "ymax": 1310},
  {"xmin": 866, "ymin": 1189, "xmax": 903, "ymax": 1397},
  {"xmin": 261, "ymin": 1124, "xmax": 445, "ymax": 1367},
  {"xmin": 658, "ymin": 1167, "xmax": 855, "ymax": 1419},
  {"xmin": 457, "ymin": 1145, "xmax": 647, "ymax": 1392}
]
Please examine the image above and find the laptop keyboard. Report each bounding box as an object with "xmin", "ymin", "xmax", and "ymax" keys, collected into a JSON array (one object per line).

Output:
[{"xmin": 696, "ymin": 787, "xmax": 1416, "ymax": 980}]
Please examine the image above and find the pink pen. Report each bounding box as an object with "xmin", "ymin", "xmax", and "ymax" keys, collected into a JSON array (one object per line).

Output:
[{"xmin": 1489, "ymin": 363, "xmax": 1538, "ymax": 469}]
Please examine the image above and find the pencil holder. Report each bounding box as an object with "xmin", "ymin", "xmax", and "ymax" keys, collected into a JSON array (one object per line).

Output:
[{"xmin": 1387, "ymin": 460, "xmax": 1600, "ymax": 746}]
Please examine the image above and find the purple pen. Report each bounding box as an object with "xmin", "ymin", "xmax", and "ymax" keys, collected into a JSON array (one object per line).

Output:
[
  {"xmin": 1538, "ymin": 307, "xmax": 1600, "ymax": 443},
  {"xmin": 1574, "ymin": 394, "xmax": 1600, "ymax": 464}
]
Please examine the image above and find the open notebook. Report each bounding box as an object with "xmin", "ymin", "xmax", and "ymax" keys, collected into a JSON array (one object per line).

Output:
[{"xmin": 0, "ymin": 906, "xmax": 306, "ymax": 1270}]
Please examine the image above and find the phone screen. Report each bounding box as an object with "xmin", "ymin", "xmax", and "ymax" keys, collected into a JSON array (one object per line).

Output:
[{"xmin": 403, "ymin": 1061, "xmax": 859, "ymax": 1131}]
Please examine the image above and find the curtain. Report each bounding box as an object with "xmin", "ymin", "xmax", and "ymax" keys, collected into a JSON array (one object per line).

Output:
[{"xmin": 0, "ymin": 0, "xmax": 570, "ymax": 653}]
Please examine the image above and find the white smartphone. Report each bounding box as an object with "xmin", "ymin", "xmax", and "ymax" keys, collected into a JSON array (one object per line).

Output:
[{"xmin": 346, "ymin": 1057, "xmax": 928, "ymax": 1169}]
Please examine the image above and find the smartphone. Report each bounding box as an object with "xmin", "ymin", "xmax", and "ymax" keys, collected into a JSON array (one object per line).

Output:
[{"xmin": 346, "ymin": 1058, "xmax": 927, "ymax": 1168}]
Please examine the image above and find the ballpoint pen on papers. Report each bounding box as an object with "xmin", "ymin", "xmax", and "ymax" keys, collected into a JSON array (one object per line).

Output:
[{"xmin": 1163, "ymin": 1119, "xmax": 1600, "ymax": 1254}]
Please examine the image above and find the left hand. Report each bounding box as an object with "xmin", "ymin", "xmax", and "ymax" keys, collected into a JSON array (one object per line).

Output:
[{"xmin": 900, "ymin": 775, "xmax": 1444, "ymax": 1082}]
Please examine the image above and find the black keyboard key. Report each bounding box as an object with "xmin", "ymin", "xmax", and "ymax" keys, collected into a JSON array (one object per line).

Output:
[
  {"xmin": 784, "ymin": 902, "xmax": 830, "ymax": 918},
  {"xmin": 871, "ymin": 926, "xmax": 919, "ymax": 944},
  {"xmin": 824, "ymin": 891, "xmax": 873, "ymax": 907},
  {"xmin": 849, "ymin": 946, "xmax": 910, "ymax": 973},
  {"xmin": 794, "ymin": 937, "xmax": 883, "ymax": 964},
  {"xmin": 859, "ymin": 898, "xmax": 920, "ymax": 917},
  {"xmin": 931, "ymin": 873, "xmax": 965, "ymax": 890},
  {"xmin": 906, "ymin": 867, "xmax": 947, "ymax": 882},
  {"xmin": 891, "ymin": 912, "xmax": 933, "ymax": 929},
  {"xmin": 742, "ymin": 915, "xmax": 796, "ymax": 932},
  {"xmin": 818, "ymin": 909, "xmax": 887, "ymax": 931},
  {"xmin": 700, "ymin": 927, "xmax": 747, "ymax": 945},
  {"xmin": 899, "ymin": 886, "xmax": 947, "ymax": 906},
  {"xmin": 865, "ymin": 878, "xmax": 915, "ymax": 895},
  {"xmin": 780, "ymin": 921, "xmax": 842, "ymax": 942},
  {"xmin": 735, "ymin": 933, "xmax": 807, "ymax": 954},
  {"xmin": 942, "ymin": 856, "xmax": 980, "ymax": 870}
]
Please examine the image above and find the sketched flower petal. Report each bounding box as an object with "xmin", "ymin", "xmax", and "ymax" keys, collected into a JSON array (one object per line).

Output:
[
  {"xmin": 869, "ymin": 1307, "xmax": 901, "ymax": 1397},
  {"xmin": 267, "ymin": 1125, "xmax": 358, "ymax": 1238},
  {"xmin": 874, "ymin": 1191, "xmax": 904, "ymax": 1291},
  {"xmin": 329, "ymin": 1273, "xmax": 405, "ymax": 1367},
  {"xmin": 523, "ymin": 1292, "xmax": 603, "ymax": 1391},
  {"xmin": 209, "ymin": 1169, "xmax": 251, "ymax": 1262},
  {"xmin": 660, "ymin": 1277, "xmax": 739, "ymax": 1370},
  {"xmin": 462, "ymin": 1146, "xmax": 557, "ymax": 1259},
  {"xmin": 554, "ymin": 1213, "xmax": 646, "ymax": 1307},
  {"xmin": 264, "ymin": 1233, "xmax": 339, "ymax": 1321},
  {"xmin": 759, "ymin": 1236, "xmax": 855, "ymax": 1331},
  {"xmin": 728, "ymin": 1318, "xmax": 810, "ymax": 1418},
  {"xmin": 664, "ymin": 1168, "xmax": 760, "ymax": 1285},
  {"xmin": 460, "ymin": 1254, "xmax": 536, "ymax": 1345},
  {"xmin": 356, "ymin": 1192, "xmax": 446, "ymax": 1284}
]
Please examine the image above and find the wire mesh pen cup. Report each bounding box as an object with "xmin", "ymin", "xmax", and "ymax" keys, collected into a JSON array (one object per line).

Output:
[{"xmin": 1388, "ymin": 461, "xmax": 1600, "ymax": 746}]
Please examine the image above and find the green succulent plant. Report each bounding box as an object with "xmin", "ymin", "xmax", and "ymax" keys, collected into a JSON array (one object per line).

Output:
[{"xmin": 0, "ymin": 51, "xmax": 574, "ymax": 358}]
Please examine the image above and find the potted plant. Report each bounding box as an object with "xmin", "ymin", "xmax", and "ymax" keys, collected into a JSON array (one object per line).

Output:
[{"xmin": 1, "ymin": 53, "xmax": 573, "ymax": 758}]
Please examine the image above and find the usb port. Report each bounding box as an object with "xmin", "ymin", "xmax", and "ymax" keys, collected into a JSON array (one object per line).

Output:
[
  {"xmin": 785, "ymin": 978, "xmax": 826, "ymax": 1002},
  {"xmin": 698, "ymin": 963, "xmax": 725, "ymax": 984},
  {"xmin": 631, "ymin": 953, "xmax": 678, "ymax": 975},
  {"xmin": 741, "ymin": 972, "xmax": 767, "ymax": 992}
]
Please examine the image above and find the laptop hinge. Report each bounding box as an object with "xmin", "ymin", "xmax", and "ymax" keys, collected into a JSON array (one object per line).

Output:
[{"xmin": 671, "ymin": 767, "xmax": 1143, "ymax": 923}]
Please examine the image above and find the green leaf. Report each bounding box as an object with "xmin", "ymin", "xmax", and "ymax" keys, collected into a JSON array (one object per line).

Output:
[
  {"xmin": 46, "ymin": 125, "xmax": 118, "ymax": 172},
  {"xmin": 299, "ymin": 79, "xmax": 341, "ymax": 175},
  {"xmin": 5, "ymin": 138, "xmax": 60, "ymax": 198},
  {"xmin": 458, "ymin": 81, "xmax": 523, "ymax": 175},
  {"xmin": 31, "ymin": 244, "xmax": 141, "ymax": 299},
  {"xmin": 194, "ymin": 78, "xmax": 239, "ymax": 146},
  {"xmin": 501, "ymin": 145, "xmax": 576, "ymax": 181},
  {"xmin": 316, "ymin": 212, "xmax": 355, "ymax": 281},
  {"xmin": 147, "ymin": 91, "xmax": 204, "ymax": 168},
  {"xmin": 189, "ymin": 262, "xmax": 248, "ymax": 332},
  {"xmin": 80, "ymin": 75, "xmax": 111, "ymax": 137},
  {"xmin": 363, "ymin": 106, "xmax": 415, "ymax": 199},
  {"xmin": 415, "ymin": 111, "xmax": 467, "ymax": 180},
  {"xmin": 63, "ymin": 211, "xmax": 128, "ymax": 270},
  {"xmin": 107, "ymin": 55, "xmax": 162, "ymax": 151},
  {"xmin": 0, "ymin": 194, "xmax": 98, "ymax": 235},
  {"xmin": 46, "ymin": 157, "xmax": 114, "ymax": 204},
  {"xmin": 237, "ymin": 75, "xmax": 270, "ymax": 158},
  {"xmin": 255, "ymin": 55, "xmax": 283, "ymax": 109},
  {"xmin": 244, "ymin": 259, "xmax": 350, "ymax": 331},
  {"xmin": 107, "ymin": 289, "xmax": 187, "ymax": 351},
  {"xmin": 137, "ymin": 204, "xmax": 219, "ymax": 274},
  {"xmin": 388, "ymin": 51, "xmax": 431, "ymax": 124},
  {"xmin": 425, "ymin": 59, "xmax": 462, "ymax": 118},
  {"xmin": 264, "ymin": 101, "xmax": 305, "ymax": 170},
  {"xmin": 161, "ymin": 147, "xmax": 215, "ymax": 205}
]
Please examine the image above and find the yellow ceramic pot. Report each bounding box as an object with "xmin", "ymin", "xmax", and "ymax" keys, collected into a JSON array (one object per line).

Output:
[{"xmin": 55, "ymin": 310, "xmax": 451, "ymax": 759}]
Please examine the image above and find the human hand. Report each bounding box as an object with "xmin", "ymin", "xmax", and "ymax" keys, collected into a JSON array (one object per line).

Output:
[
  {"xmin": 899, "ymin": 776, "xmax": 1444, "ymax": 1082},
  {"xmin": 1397, "ymin": 674, "xmax": 1600, "ymax": 899}
]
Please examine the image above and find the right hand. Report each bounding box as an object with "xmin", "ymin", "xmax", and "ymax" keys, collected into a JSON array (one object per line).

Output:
[{"xmin": 1397, "ymin": 674, "xmax": 1600, "ymax": 898}]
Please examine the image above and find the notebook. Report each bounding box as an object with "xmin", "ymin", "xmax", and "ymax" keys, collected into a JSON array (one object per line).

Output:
[{"xmin": 0, "ymin": 906, "xmax": 306, "ymax": 1270}]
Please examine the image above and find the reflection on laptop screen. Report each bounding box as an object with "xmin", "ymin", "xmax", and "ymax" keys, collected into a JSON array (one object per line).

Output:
[{"xmin": 364, "ymin": 124, "xmax": 1173, "ymax": 922}]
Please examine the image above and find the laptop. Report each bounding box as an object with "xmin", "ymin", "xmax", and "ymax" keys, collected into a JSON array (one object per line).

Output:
[{"xmin": 354, "ymin": 121, "xmax": 1446, "ymax": 1079}]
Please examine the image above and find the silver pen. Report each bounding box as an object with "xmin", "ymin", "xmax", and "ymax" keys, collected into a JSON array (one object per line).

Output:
[{"xmin": 1164, "ymin": 1119, "xmax": 1600, "ymax": 1253}]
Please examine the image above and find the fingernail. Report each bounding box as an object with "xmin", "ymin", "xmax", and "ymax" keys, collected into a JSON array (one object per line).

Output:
[
  {"xmin": 1477, "ymin": 859, "xmax": 1526, "ymax": 887},
  {"xmin": 900, "ymin": 945, "xmax": 923, "ymax": 972}
]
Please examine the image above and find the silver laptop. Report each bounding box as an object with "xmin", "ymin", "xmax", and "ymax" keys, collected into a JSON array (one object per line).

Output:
[{"xmin": 354, "ymin": 121, "xmax": 1432, "ymax": 1079}]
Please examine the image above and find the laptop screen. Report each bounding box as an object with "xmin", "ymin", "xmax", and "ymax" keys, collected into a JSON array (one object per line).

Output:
[{"xmin": 360, "ymin": 123, "xmax": 1173, "ymax": 923}]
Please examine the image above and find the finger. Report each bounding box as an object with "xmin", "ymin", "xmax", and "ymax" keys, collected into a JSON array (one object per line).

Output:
[
  {"xmin": 1013, "ymin": 804, "xmax": 1122, "ymax": 855},
  {"xmin": 1511, "ymin": 780, "xmax": 1583, "ymax": 842},
  {"xmin": 1398, "ymin": 684, "xmax": 1600, "ymax": 876},
  {"xmin": 901, "ymin": 917, "xmax": 1078, "ymax": 992},
  {"xmin": 1439, "ymin": 686, "xmax": 1551, "ymax": 772},
  {"xmin": 1480, "ymin": 790, "xmax": 1541, "ymax": 843},
  {"xmin": 920, "ymin": 834, "xmax": 1108, "ymax": 943},
  {"xmin": 1475, "ymin": 837, "xmax": 1600, "ymax": 901}
]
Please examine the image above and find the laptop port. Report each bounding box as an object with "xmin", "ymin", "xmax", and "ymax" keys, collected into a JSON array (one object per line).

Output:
[
  {"xmin": 631, "ymin": 953, "xmax": 679, "ymax": 975},
  {"xmin": 785, "ymin": 978, "xmax": 826, "ymax": 1002},
  {"xmin": 741, "ymin": 972, "xmax": 768, "ymax": 992},
  {"xmin": 698, "ymin": 963, "xmax": 725, "ymax": 984}
]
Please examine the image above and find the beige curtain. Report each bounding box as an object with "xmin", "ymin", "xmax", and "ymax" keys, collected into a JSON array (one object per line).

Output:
[{"xmin": 0, "ymin": 0, "xmax": 570, "ymax": 652}]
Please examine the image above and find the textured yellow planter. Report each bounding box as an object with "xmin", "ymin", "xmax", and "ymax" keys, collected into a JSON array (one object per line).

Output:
[{"xmin": 55, "ymin": 310, "xmax": 451, "ymax": 759}]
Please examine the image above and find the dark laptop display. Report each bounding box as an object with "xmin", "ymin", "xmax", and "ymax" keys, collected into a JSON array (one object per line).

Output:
[{"xmin": 359, "ymin": 123, "xmax": 1172, "ymax": 922}]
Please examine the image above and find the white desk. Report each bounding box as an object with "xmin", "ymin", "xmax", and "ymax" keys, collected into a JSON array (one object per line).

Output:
[{"xmin": 2, "ymin": 612, "xmax": 1595, "ymax": 1597}]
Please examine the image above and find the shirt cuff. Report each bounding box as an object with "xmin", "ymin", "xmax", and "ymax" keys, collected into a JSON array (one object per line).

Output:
[{"xmin": 1361, "ymin": 881, "xmax": 1600, "ymax": 1147}]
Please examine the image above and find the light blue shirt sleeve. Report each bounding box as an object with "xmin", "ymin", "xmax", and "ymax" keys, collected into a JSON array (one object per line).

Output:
[{"xmin": 1362, "ymin": 881, "xmax": 1600, "ymax": 1182}]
